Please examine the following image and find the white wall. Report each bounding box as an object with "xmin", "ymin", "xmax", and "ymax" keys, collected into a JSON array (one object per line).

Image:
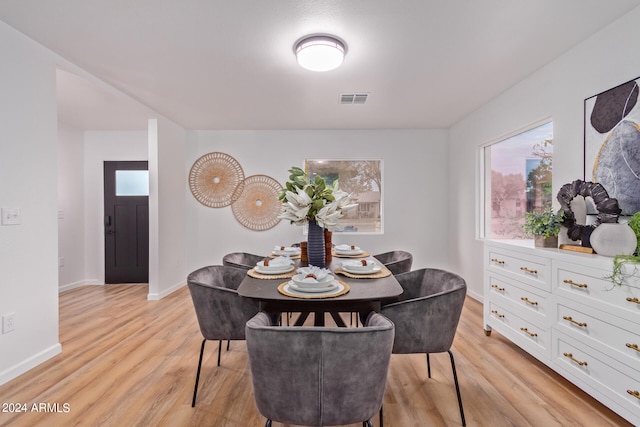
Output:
[
  {"xmin": 83, "ymin": 131, "xmax": 148, "ymax": 284},
  {"xmin": 186, "ymin": 129, "xmax": 450, "ymax": 274},
  {"xmin": 0, "ymin": 22, "xmax": 61, "ymax": 385},
  {"xmin": 448, "ymin": 6, "xmax": 640, "ymax": 300},
  {"xmin": 148, "ymin": 118, "xmax": 188, "ymax": 300},
  {"xmin": 58, "ymin": 122, "xmax": 86, "ymax": 290}
]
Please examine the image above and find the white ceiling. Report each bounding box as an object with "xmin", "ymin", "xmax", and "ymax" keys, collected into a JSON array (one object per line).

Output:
[{"xmin": 2, "ymin": 0, "xmax": 640, "ymax": 131}]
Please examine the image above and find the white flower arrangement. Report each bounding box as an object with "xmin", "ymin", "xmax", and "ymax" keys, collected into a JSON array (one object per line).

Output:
[{"xmin": 278, "ymin": 166, "xmax": 357, "ymax": 232}]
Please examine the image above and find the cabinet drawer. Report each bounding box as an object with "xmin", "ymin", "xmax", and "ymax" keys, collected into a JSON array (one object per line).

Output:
[
  {"xmin": 487, "ymin": 301, "xmax": 551, "ymax": 361},
  {"xmin": 553, "ymin": 331, "xmax": 640, "ymax": 426},
  {"xmin": 555, "ymin": 297, "xmax": 640, "ymax": 370},
  {"xmin": 487, "ymin": 273, "xmax": 552, "ymax": 329},
  {"xmin": 555, "ymin": 261, "xmax": 640, "ymax": 323},
  {"xmin": 487, "ymin": 249, "xmax": 551, "ymax": 291}
]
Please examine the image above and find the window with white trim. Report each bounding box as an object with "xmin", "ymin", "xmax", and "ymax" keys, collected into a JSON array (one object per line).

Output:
[{"xmin": 482, "ymin": 121, "xmax": 553, "ymax": 239}]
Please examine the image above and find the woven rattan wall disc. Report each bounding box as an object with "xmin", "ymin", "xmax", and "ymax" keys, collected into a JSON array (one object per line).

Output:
[
  {"xmin": 189, "ymin": 152, "xmax": 245, "ymax": 208},
  {"xmin": 232, "ymin": 175, "xmax": 283, "ymax": 231}
]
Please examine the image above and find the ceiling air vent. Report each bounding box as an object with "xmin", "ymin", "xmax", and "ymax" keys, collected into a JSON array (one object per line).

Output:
[{"xmin": 340, "ymin": 93, "xmax": 368, "ymax": 104}]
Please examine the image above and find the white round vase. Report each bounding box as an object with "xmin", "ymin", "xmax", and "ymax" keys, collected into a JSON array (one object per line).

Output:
[{"xmin": 589, "ymin": 223, "xmax": 637, "ymax": 257}]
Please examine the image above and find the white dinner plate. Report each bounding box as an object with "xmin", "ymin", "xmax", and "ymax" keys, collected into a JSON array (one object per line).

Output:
[
  {"xmin": 342, "ymin": 265, "xmax": 381, "ymax": 275},
  {"xmin": 286, "ymin": 281, "xmax": 340, "ymax": 293},
  {"xmin": 272, "ymin": 249, "xmax": 301, "ymax": 256},
  {"xmin": 254, "ymin": 265, "xmax": 295, "ymax": 275},
  {"xmin": 335, "ymin": 248, "xmax": 364, "ymax": 256}
]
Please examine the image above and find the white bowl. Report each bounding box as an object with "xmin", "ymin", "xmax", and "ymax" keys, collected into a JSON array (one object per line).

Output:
[
  {"xmin": 257, "ymin": 257, "xmax": 293, "ymax": 271},
  {"xmin": 334, "ymin": 245, "xmax": 363, "ymax": 255},
  {"xmin": 342, "ymin": 260, "xmax": 376, "ymax": 272},
  {"xmin": 272, "ymin": 247, "xmax": 301, "ymax": 256},
  {"xmin": 291, "ymin": 273, "xmax": 335, "ymax": 289}
]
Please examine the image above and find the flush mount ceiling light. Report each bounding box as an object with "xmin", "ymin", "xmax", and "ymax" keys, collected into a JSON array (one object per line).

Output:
[{"xmin": 294, "ymin": 35, "xmax": 346, "ymax": 72}]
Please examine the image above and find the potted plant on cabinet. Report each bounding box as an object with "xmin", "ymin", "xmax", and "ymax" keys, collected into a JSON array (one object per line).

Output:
[
  {"xmin": 524, "ymin": 208, "xmax": 564, "ymax": 248},
  {"xmin": 607, "ymin": 211, "xmax": 640, "ymax": 286}
]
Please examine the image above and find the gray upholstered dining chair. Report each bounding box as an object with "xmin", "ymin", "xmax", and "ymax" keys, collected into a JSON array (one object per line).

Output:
[
  {"xmin": 187, "ymin": 265, "xmax": 259, "ymax": 407},
  {"xmin": 373, "ymin": 250, "xmax": 413, "ymax": 275},
  {"xmin": 245, "ymin": 311, "xmax": 395, "ymax": 427},
  {"xmin": 380, "ymin": 268, "xmax": 467, "ymax": 426},
  {"xmin": 222, "ymin": 251, "xmax": 265, "ymax": 270}
]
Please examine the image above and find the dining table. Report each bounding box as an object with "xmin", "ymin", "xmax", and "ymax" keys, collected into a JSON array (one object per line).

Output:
[{"xmin": 237, "ymin": 251, "xmax": 403, "ymax": 327}]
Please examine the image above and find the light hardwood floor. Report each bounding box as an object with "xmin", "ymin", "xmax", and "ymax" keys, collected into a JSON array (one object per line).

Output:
[{"xmin": 0, "ymin": 284, "xmax": 631, "ymax": 427}]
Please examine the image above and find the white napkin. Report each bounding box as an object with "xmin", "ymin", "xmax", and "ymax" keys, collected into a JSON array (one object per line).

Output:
[
  {"xmin": 262, "ymin": 256, "xmax": 293, "ymax": 267},
  {"xmin": 335, "ymin": 244, "xmax": 360, "ymax": 251},
  {"xmin": 273, "ymin": 245, "xmax": 299, "ymax": 252},
  {"xmin": 263, "ymin": 256, "xmax": 293, "ymax": 266},
  {"xmin": 296, "ymin": 265, "xmax": 331, "ymax": 282},
  {"xmin": 344, "ymin": 259, "xmax": 375, "ymax": 268}
]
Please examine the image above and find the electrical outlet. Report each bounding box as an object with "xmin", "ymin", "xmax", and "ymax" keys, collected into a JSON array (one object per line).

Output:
[
  {"xmin": 1, "ymin": 208, "xmax": 21, "ymax": 225},
  {"xmin": 59, "ymin": 257, "xmax": 65, "ymax": 268},
  {"xmin": 2, "ymin": 313, "xmax": 15, "ymax": 334}
]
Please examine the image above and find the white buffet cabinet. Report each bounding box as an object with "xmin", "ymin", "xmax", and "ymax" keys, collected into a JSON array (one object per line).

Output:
[{"xmin": 483, "ymin": 240, "xmax": 640, "ymax": 425}]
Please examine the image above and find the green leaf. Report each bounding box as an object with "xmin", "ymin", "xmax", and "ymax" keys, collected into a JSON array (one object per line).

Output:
[{"xmin": 290, "ymin": 166, "xmax": 305, "ymax": 176}]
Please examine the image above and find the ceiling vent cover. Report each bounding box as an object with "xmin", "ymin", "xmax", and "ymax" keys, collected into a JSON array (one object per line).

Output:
[{"xmin": 340, "ymin": 93, "xmax": 368, "ymax": 104}]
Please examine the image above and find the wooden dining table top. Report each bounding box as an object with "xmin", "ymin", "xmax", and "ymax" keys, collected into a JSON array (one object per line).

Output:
[{"xmin": 237, "ymin": 256, "xmax": 403, "ymax": 304}]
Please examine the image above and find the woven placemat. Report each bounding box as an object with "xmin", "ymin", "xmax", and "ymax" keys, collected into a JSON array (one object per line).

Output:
[
  {"xmin": 278, "ymin": 280, "xmax": 350, "ymax": 299},
  {"xmin": 334, "ymin": 267, "xmax": 391, "ymax": 279},
  {"xmin": 268, "ymin": 253, "xmax": 301, "ymax": 259},
  {"xmin": 332, "ymin": 250, "xmax": 370, "ymax": 258},
  {"xmin": 248, "ymin": 268, "xmax": 296, "ymax": 280}
]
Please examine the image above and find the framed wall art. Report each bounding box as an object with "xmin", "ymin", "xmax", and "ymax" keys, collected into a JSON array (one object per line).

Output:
[{"xmin": 584, "ymin": 77, "xmax": 640, "ymax": 215}]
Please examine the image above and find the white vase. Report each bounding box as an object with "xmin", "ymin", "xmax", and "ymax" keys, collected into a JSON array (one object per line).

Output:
[{"xmin": 589, "ymin": 223, "xmax": 637, "ymax": 257}]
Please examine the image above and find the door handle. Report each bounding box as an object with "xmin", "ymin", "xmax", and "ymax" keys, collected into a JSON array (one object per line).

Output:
[{"xmin": 105, "ymin": 216, "xmax": 114, "ymax": 234}]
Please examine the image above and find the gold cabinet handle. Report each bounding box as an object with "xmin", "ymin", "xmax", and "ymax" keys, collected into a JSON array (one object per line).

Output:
[
  {"xmin": 625, "ymin": 343, "xmax": 640, "ymax": 353},
  {"xmin": 520, "ymin": 267, "xmax": 538, "ymax": 275},
  {"xmin": 628, "ymin": 390, "xmax": 640, "ymax": 400},
  {"xmin": 627, "ymin": 297, "xmax": 640, "ymax": 305},
  {"xmin": 562, "ymin": 316, "xmax": 587, "ymax": 328},
  {"xmin": 520, "ymin": 297, "xmax": 538, "ymax": 306},
  {"xmin": 491, "ymin": 309, "xmax": 505, "ymax": 318},
  {"xmin": 491, "ymin": 284, "xmax": 505, "ymax": 292},
  {"xmin": 491, "ymin": 258, "xmax": 505, "ymax": 265},
  {"xmin": 520, "ymin": 327, "xmax": 537, "ymax": 337},
  {"xmin": 563, "ymin": 352, "xmax": 588, "ymax": 366},
  {"xmin": 563, "ymin": 279, "xmax": 588, "ymax": 289}
]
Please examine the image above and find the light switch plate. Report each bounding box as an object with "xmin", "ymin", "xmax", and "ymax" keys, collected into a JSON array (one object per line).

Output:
[{"xmin": 1, "ymin": 208, "xmax": 21, "ymax": 225}]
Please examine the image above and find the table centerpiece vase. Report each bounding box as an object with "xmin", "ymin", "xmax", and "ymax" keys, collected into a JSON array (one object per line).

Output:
[{"xmin": 307, "ymin": 219, "xmax": 326, "ymax": 267}]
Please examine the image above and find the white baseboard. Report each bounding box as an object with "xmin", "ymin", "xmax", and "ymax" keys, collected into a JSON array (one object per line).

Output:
[
  {"xmin": 58, "ymin": 279, "xmax": 102, "ymax": 293},
  {"xmin": 147, "ymin": 281, "xmax": 185, "ymax": 301},
  {"xmin": 467, "ymin": 289, "xmax": 483, "ymax": 303},
  {"xmin": 0, "ymin": 343, "xmax": 62, "ymax": 386}
]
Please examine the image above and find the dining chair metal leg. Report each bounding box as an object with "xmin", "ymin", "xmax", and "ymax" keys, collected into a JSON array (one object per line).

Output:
[
  {"xmin": 380, "ymin": 405, "xmax": 383, "ymax": 427},
  {"xmin": 426, "ymin": 353, "xmax": 431, "ymax": 378},
  {"xmin": 217, "ymin": 339, "xmax": 222, "ymax": 366},
  {"xmin": 448, "ymin": 350, "xmax": 466, "ymax": 426},
  {"xmin": 192, "ymin": 339, "xmax": 207, "ymax": 407},
  {"xmin": 226, "ymin": 340, "xmax": 230, "ymax": 351},
  {"xmin": 351, "ymin": 312, "xmax": 360, "ymax": 326},
  {"xmin": 265, "ymin": 419, "xmax": 272, "ymax": 427}
]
